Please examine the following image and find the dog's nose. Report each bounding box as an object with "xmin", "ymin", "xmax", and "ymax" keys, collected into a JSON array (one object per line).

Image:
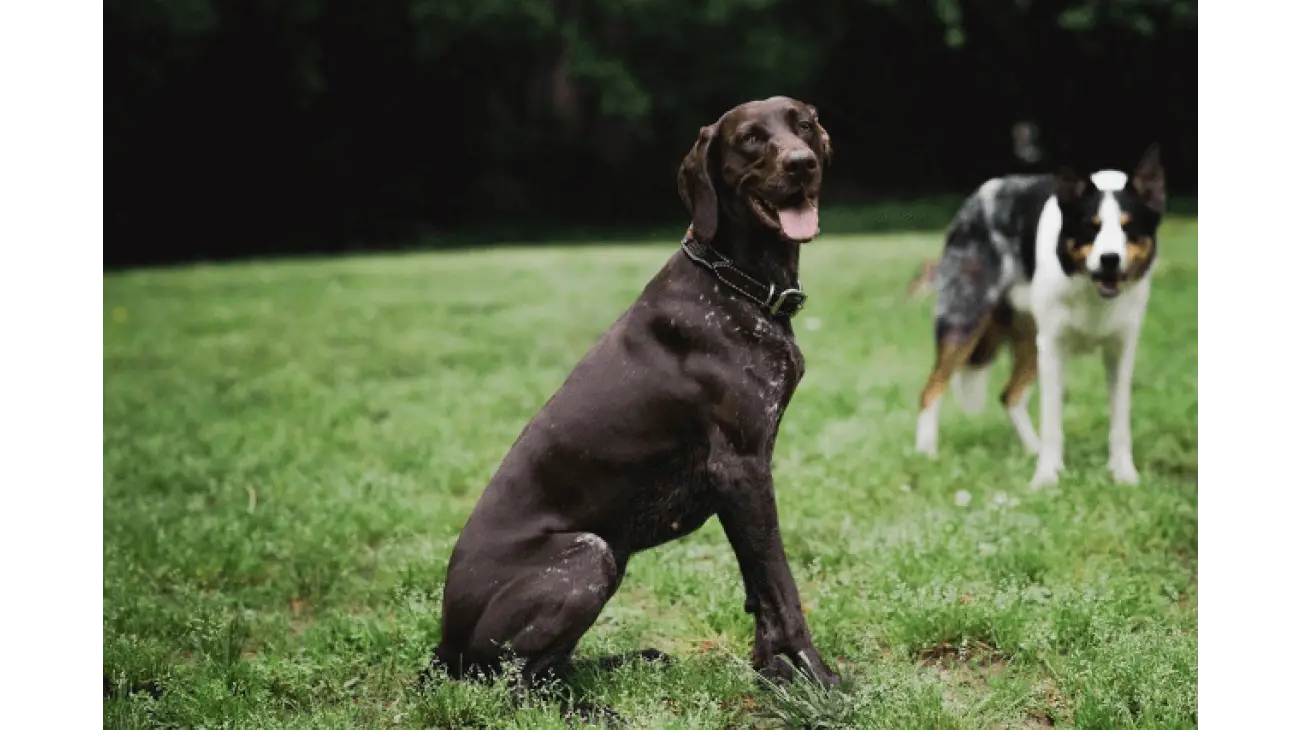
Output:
[
  {"xmin": 782, "ymin": 148, "xmax": 818, "ymax": 176},
  {"xmin": 1099, "ymin": 253, "xmax": 1121, "ymax": 272}
]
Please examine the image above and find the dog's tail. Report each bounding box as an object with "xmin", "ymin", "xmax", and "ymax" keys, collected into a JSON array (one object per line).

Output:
[{"xmin": 907, "ymin": 258, "xmax": 940, "ymax": 299}]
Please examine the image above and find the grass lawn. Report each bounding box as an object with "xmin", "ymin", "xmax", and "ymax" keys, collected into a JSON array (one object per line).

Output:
[{"xmin": 104, "ymin": 218, "xmax": 1198, "ymax": 729}]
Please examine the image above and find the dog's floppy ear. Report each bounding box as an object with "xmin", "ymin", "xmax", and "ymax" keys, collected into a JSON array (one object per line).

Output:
[
  {"xmin": 677, "ymin": 123, "xmax": 719, "ymax": 244},
  {"xmin": 1054, "ymin": 167, "xmax": 1087, "ymax": 208},
  {"xmin": 811, "ymin": 105, "xmax": 832, "ymax": 165},
  {"xmin": 1132, "ymin": 143, "xmax": 1166, "ymax": 214}
]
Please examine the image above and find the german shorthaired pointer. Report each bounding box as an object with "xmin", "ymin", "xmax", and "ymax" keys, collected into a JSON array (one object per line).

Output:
[{"xmin": 429, "ymin": 96, "xmax": 840, "ymax": 702}]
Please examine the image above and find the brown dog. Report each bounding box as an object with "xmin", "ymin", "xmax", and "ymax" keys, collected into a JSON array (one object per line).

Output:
[{"xmin": 429, "ymin": 97, "xmax": 840, "ymax": 702}]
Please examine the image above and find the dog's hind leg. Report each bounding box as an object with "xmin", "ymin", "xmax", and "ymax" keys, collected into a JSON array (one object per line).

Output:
[
  {"xmin": 951, "ymin": 311, "xmax": 1008, "ymax": 414},
  {"xmin": 1001, "ymin": 316, "xmax": 1040, "ymax": 454},
  {"xmin": 917, "ymin": 243, "xmax": 1004, "ymax": 456},
  {"xmin": 951, "ymin": 367, "xmax": 991, "ymax": 414},
  {"xmin": 916, "ymin": 314, "xmax": 992, "ymax": 456},
  {"xmin": 439, "ymin": 531, "xmax": 629, "ymax": 720}
]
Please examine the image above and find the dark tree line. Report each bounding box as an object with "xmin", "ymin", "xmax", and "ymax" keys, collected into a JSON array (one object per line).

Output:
[{"xmin": 106, "ymin": 0, "xmax": 1196, "ymax": 267}]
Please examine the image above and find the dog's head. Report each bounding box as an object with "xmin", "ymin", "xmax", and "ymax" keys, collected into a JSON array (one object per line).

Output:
[
  {"xmin": 677, "ymin": 96, "xmax": 832, "ymax": 246},
  {"xmin": 1054, "ymin": 144, "xmax": 1166, "ymax": 299}
]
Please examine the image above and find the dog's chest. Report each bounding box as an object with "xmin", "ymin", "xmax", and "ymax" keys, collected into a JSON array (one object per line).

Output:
[
  {"xmin": 624, "ymin": 470, "xmax": 720, "ymax": 552},
  {"xmin": 623, "ymin": 316, "xmax": 800, "ymax": 551},
  {"xmin": 1039, "ymin": 278, "xmax": 1150, "ymax": 353},
  {"xmin": 734, "ymin": 318, "xmax": 803, "ymax": 428}
]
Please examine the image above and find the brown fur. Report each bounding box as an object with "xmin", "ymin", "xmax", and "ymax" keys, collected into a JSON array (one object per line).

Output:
[
  {"xmin": 1125, "ymin": 236, "xmax": 1156, "ymax": 281},
  {"xmin": 430, "ymin": 98, "xmax": 841, "ymax": 711},
  {"xmin": 919, "ymin": 315, "xmax": 993, "ymax": 409},
  {"xmin": 999, "ymin": 314, "xmax": 1039, "ymax": 407},
  {"xmin": 1064, "ymin": 237, "xmax": 1093, "ymax": 271}
]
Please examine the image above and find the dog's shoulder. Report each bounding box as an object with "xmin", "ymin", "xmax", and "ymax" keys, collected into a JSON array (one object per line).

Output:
[
  {"xmin": 951, "ymin": 174, "xmax": 1055, "ymax": 282},
  {"xmin": 625, "ymin": 253, "xmax": 803, "ymax": 435},
  {"xmin": 632, "ymin": 254, "xmax": 728, "ymax": 353},
  {"xmin": 994, "ymin": 175, "xmax": 1056, "ymax": 227},
  {"xmin": 1002, "ymin": 175, "xmax": 1057, "ymax": 281}
]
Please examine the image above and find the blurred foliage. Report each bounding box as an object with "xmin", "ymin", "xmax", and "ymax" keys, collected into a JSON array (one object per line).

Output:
[{"xmin": 106, "ymin": 0, "xmax": 1196, "ymax": 264}]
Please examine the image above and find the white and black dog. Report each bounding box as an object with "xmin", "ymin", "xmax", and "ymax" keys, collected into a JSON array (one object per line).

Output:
[{"xmin": 913, "ymin": 146, "xmax": 1166, "ymax": 489}]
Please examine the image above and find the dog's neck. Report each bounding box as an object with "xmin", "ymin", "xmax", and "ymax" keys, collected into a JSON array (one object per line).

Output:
[{"xmin": 709, "ymin": 216, "xmax": 802, "ymax": 294}]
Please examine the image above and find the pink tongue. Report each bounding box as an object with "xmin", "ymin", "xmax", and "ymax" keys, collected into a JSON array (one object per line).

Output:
[{"xmin": 777, "ymin": 202, "xmax": 819, "ymax": 242}]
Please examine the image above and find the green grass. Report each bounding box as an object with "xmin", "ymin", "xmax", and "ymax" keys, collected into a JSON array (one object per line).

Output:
[{"xmin": 104, "ymin": 218, "xmax": 1198, "ymax": 729}]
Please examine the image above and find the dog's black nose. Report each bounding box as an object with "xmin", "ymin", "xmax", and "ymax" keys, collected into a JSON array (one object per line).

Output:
[
  {"xmin": 782, "ymin": 148, "xmax": 818, "ymax": 175},
  {"xmin": 1099, "ymin": 253, "xmax": 1120, "ymax": 272}
]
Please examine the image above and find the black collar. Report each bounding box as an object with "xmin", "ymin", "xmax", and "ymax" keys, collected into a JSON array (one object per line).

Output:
[{"xmin": 679, "ymin": 226, "xmax": 808, "ymax": 319}]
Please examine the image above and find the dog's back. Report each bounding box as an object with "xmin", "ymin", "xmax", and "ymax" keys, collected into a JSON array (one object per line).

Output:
[
  {"xmin": 908, "ymin": 176, "xmax": 1056, "ymax": 302},
  {"xmin": 930, "ymin": 175, "xmax": 1055, "ymax": 360}
]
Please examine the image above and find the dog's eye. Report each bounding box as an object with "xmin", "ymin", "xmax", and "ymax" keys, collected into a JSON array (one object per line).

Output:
[
  {"xmin": 797, "ymin": 120, "xmax": 813, "ymax": 132},
  {"xmin": 742, "ymin": 132, "xmax": 760, "ymax": 145}
]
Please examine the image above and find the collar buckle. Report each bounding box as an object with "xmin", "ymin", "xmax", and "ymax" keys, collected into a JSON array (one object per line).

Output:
[{"xmin": 767, "ymin": 287, "xmax": 807, "ymax": 317}]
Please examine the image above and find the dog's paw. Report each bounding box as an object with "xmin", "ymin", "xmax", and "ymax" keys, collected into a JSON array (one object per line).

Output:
[
  {"xmin": 915, "ymin": 413, "xmax": 939, "ymax": 457},
  {"xmin": 756, "ymin": 660, "xmax": 795, "ymax": 687},
  {"xmin": 914, "ymin": 431, "xmax": 939, "ymax": 458},
  {"xmin": 1110, "ymin": 460, "xmax": 1140, "ymax": 485},
  {"xmin": 1029, "ymin": 465, "xmax": 1060, "ymax": 490},
  {"xmin": 755, "ymin": 651, "xmax": 840, "ymax": 690}
]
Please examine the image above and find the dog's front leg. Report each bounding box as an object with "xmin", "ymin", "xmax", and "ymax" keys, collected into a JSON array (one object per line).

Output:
[
  {"xmin": 739, "ymin": 562, "xmax": 759, "ymax": 615},
  {"xmin": 716, "ymin": 462, "xmax": 839, "ymax": 687},
  {"xmin": 1031, "ymin": 328, "xmax": 1067, "ymax": 489},
  {"xmin": 1103, "ymin": 333, "xmax": 1141, "ymax": 484}
]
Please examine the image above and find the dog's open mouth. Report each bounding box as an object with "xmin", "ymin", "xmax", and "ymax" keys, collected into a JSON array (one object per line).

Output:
[
  {"xmin": 749, "ymin": 192, "xmax": 819, "ymax": 243},
  {"xmin": 1091, "ymin": 272, "xmax": 1121, "ymax": 299}
]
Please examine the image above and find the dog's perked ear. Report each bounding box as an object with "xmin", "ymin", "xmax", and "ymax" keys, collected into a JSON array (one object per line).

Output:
[
  {"xmin": 810, "ymin": 106, "xmax": 832, "ymax": 165},
  {"xmin": 678, "ymin": 124, "xmax": 719, "ymax": 244},
  {"xmin": 1054, "ymin": 167, "xmax": 1087, "ymax": 210},
  {"xmin": 1132, "ymin": 143, "xmax": 1166, "ymax": 214}
]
